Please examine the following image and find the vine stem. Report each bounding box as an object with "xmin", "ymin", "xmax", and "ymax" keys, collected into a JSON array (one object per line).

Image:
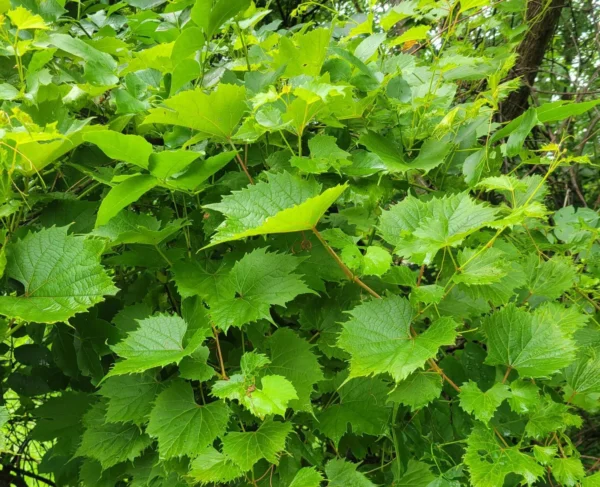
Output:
[
  {"xmin": 310, "ymin": 226, "xmax": 381, "ymax": 299},
  {"xmin": 311, "ymin": 226, "xmax": 460, "ymax": 393},
  {"xmin": 212, "ymin": 325, "xmax": 228, "ymax": 380},
  {"xmin": 228, "ymin": 140, "xmax": 254, "ymax": 184},
  {"xmin": 502, "ymin": 366, "xmax": 512, "ymax": 384}
]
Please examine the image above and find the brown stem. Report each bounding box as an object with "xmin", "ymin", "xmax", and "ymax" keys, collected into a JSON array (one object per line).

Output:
[
  {"xmin": 228, "ymin": 140, "xmax": 254, "ymax": 184},
  {"xmin": 502, "ymin": 366, "xmax": 512, "ymax": 384},
  {"xmin": 416, "ymin": 264, "xmax": 425, "ymax": 287},
  {"xmin": 311, "ymin": 226, "xmax": 381, "ymax": 299},
  {"xmin": 566, "ymin": 390, "xmax": 577, "ymax": 404},
  {"xmin": 494, "ymin": 428, "xmax": 510, "ymax": 448},
  {"xmin": 212, "ymin": 325, "xmax": 228, "ymax": 380},
  {"xmin": 429, "ymin": 359, "xmax": 461, "ymax": 393}
]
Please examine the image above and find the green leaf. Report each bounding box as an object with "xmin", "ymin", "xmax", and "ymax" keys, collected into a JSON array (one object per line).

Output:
[
  {"xmin": 289, "ymin": 467, "xmax": 324, "ymax": 487},
  {"xmin": 207, "ymin": 248, "xmax": 314, "ymax": 330},
  {"xmin": 388, "ymin": 25, "xmax": 430, "ymax": 47},
  {"xmin": 98, "ymin": 372, "xmax": 163, "ymax": 425},
  {"xmin": 191, "ymin": 0, "xmax": 250, "ymax": 40},
  {"xmin": 171, "ymin": 27, "xmax": 205, "ymax": 62},
  {"xmin": 84, "ymin": 131, "xmax": 152, "ymax": 169},
  {"xmin": 148, "ymin": 150, "xmax": 200, "ymax": 180},
  {"xmin": 387, "ymin": 371, "xmax": 442, "ymax": 411},
  {"xmin": 204, "ymin": 171, "xmax": 347, "ymax": 247},
  {"xmin": 453, "ymin": 247, "xmax": 510, "ymax": 285},
  {"xmin": 221, "ymin": 420, "xmax": 292, "ymax": 471},
  {"xmin": 318, "ymin": 376, "xmax": 390, "ymax": 445},
  {"xmin": 379, "ymin": 193, "xmax": 498, "ymax": 264},
  {"xmin": 213, "ymin": 373, "xmax": 297, "ymax": 419},
  {"xmin": 394, "ymin": 460, "xmax": 437, "ymax": 487},
  {"xmin": 189, "ymin": 448, "xmax": 244, "ymax": 485},
  {"xmin": 464, "ymin": 424, "xmax": 544, "ymax": 487},
  {"xmin": 523, "ymin": 255, "xmax": 577, "ymax": 300},
  {"xmin": 93, "ymin": 210, "xmax": 186, "ymax": 247},
  {"xmin": 525, "ymin": 400, "xmax": 580, "ymax": 439},
  {"xmin": 506, "ymin": 108, "xmax": 538, "ymax": 157},
  {"xmin": 167, "ymin": 151, "xmax": 237, "ymax": 192},
  {"xmin": 106, "ymin": 314, "xmax": 204, "ymax": 377},
  {"xmin": 358, "ymin": 131, "xmax": 408, "ymax": 172},
  {"xmin": 338, "ymin": 296, "xmax": 458, "ymax": 381},
  {"xmin": 76, "ymin": 402, "xmax": 152, "ymax": 469},
  {"xmin": 178, "ymin": 345, "xmax": 214, "ymax": 382},
  {"xmin": 551, "ymin": 457, "xmax": 585, "ymax": 487},
  {"xmin": 146, "ymin": 381, "xmax": 231, "ymax": 458},
  {"xmin": 459, "ymin": 381, "xmax": 510, "ymax": 423},
  {"xmin": 409, "ymin": 137, "xmax": 453, "ymax": 173},
  {"xmin": 507, "ymin": 379, "xmax": 539, "ymax": 414},
  {"xmin": 263, "ymin": 328, "xmax": 324, "ymax": 412},
  {"xmin": 7, "ymin": 7, "xmax": 49, "ymax": 29},
  {"xmin": 325, "ymin": 459, "xmax": 376, "ymax": 487},
  {"xmin": 0, "ymin": 227, "xmax": 117, "ymax": 323},
  {"xmin": 48, "ymin": 34, "xmax": 118, "ymax": 85},
  {"xmin": 273, "ymin": 28, "xmax": 331, "ymax": 77},
  {"xmin": 96, "ymin": 174, "xmax": 158, "ymax": 228},
  {"xmin": 144, "ymin": 84, "xmax": 247, "ymax": 140},
  {"xmin": 482, "ymin": 304, "xmax": 576, "ymax": 377}
]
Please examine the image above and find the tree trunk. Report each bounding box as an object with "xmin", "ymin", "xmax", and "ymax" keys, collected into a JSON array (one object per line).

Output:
[{"xmin": 500, "ymin": 0, "xmax": 566, "ymax": 121}]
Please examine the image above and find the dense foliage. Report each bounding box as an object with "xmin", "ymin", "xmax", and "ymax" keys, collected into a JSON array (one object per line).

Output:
[{"xmin": 1, "ymin": 0, "xmax": 600, "ymax": 486}]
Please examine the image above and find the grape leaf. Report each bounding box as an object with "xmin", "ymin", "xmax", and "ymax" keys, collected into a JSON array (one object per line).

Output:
[
  {"xmin": 98, "ymin": 372, "xmax": 163, "ymax": 425},
  {"xmin": 207, "ymin": 248, "xmax": 314, "ymax": 330},
  {"xmin": 76, "ymin": 402, "xmax": 152, "ymax": 469},
  {"xmin": 379, "ymin": 193, "xmax": 498, "ymax": 263},
  {"xmin": 464, "ymin": 424, "xmax": 544, "ymax": 487},
  {"xmin": 325, "ymin": 459, "xmax": 376, "ymax": 487},
  {"xmin": 0, "ymin": 227, "xmax": 117, "ymax": 323},
  {"xmin": 263, "ymin": 328, "xmax": 324, "ymax": 412},
  {"xmin": 221, "ymin": 420, "xmax": 292, "ymax": 471},
  {"xmin": 482, "ymin": 304, "xmax": 576, "ymax": 377},
  {"xmin": 388, "ymin": 371, "xmax": 442, "ymax": 411},
  {"xmin": 96, "ymin": 174, "xmax": 158, "ymax": 228},
  {"xmin": 551, "ymin": 457, "xmax": 585, "ymax": 487},
  {"xmin": 188, "ymin": 448, "xmax": 244, "ymax": 485},
  {"xmin": 337, "ymin": 295, "xmax": 458, "ymax": 381},
  {"xmin": 318, "ymin": 376, "xmax": 390, "ymax": 445},
  {"xmin": 146, "ymin": 381, "xmax": 231, "ymax": 458},
  {"xmin": 289, "ymin": 467, "xmax": 324, "ymax": 487},
  {"xmin": 459, "ymin": 381, "xmax": 511, "ymax": 423},
  {"xmin": 106, "ymin": 314, "xmax": 204, "ymax": 377},
  {"xmin": 144, "ymin": 83, "xmax": 247, "ymax": 140},
  {"xmin": 204, "ymin": 171, "xmax": 347, "ymax": 247},
  {"xmin": 83, "ymin": 131, "xmax": 152, "ymax": 169}
]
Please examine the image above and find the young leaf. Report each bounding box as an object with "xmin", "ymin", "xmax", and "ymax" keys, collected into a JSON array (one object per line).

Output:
[
  {"xmin": 0, "ymin": 227, "xmax": 117, "ymax": 323},
  {"xmin": 146, "ymin": 381, "xmax": 231, "ymax": 458}
]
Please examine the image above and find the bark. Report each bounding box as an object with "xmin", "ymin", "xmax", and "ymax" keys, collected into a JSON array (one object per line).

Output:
[{"xmin": 501, "ymin": 0, "xmax": 566, "ymax": 121}]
